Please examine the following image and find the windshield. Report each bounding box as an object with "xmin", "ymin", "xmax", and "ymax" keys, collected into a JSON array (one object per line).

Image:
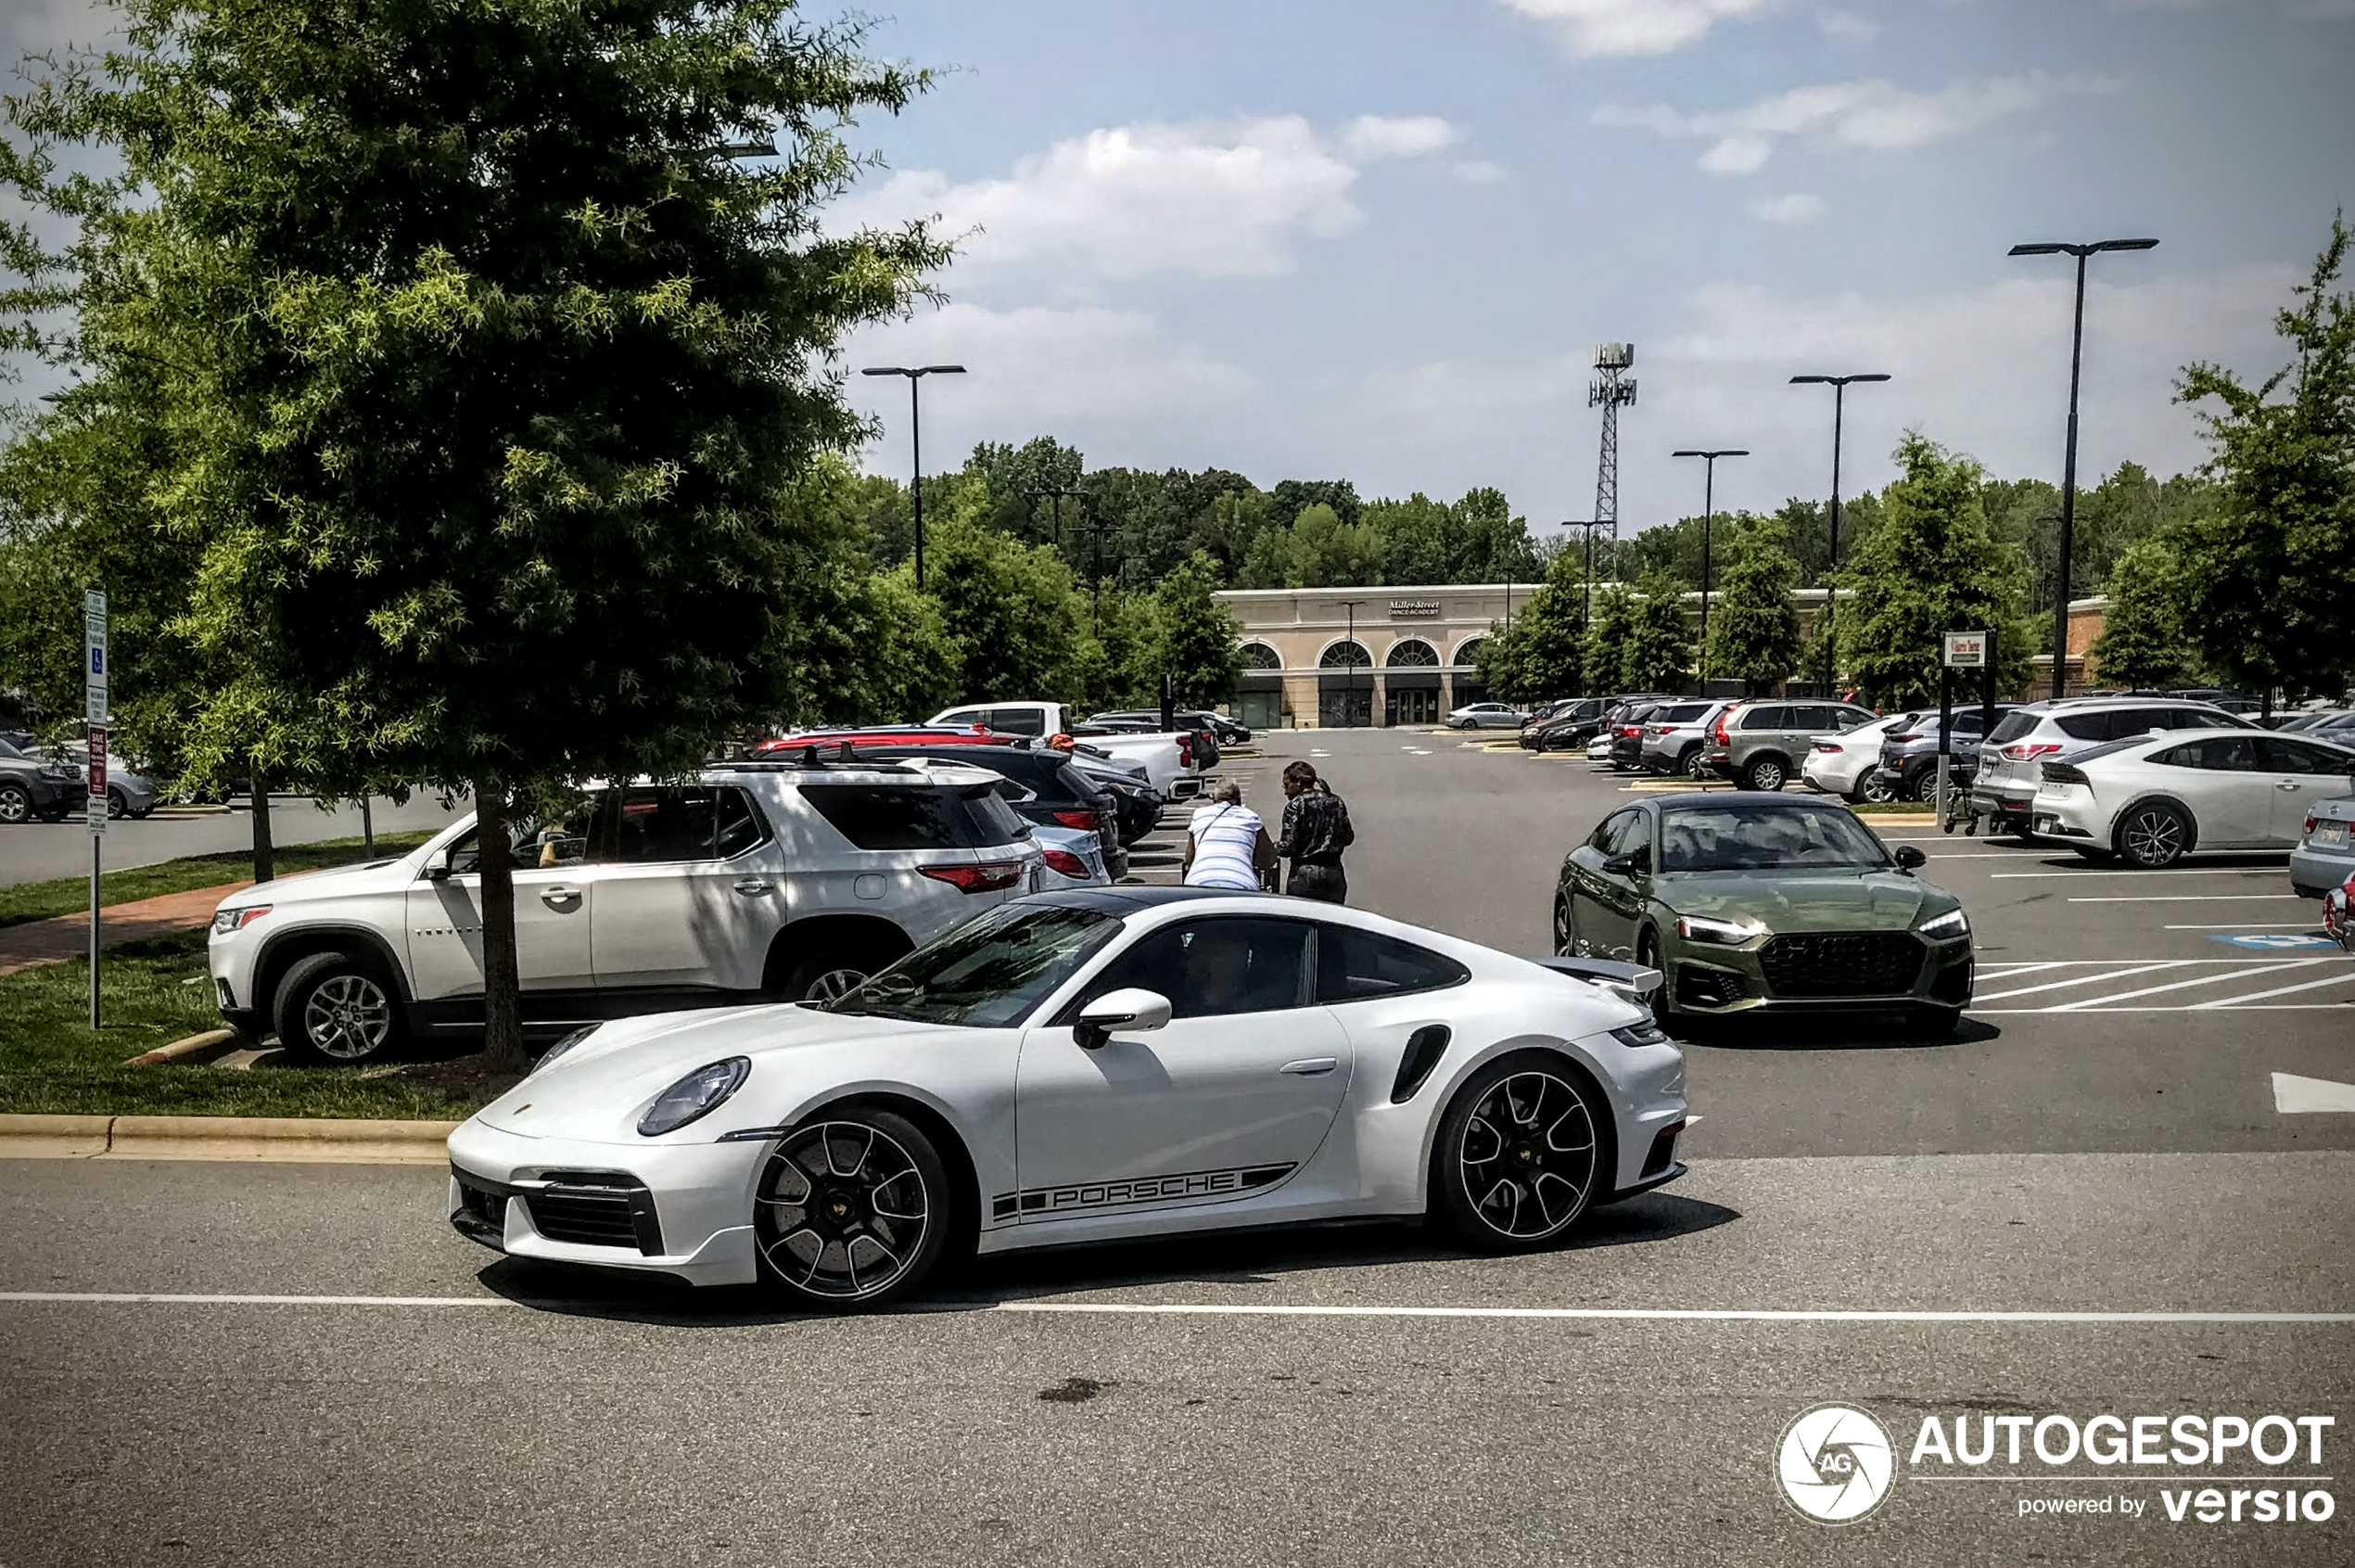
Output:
[
  {"xmin": 824, "ymin": 902, "xmax": 1121, "ymax": 1027},
  {"xmin": 1660, "ymin": 804, "xmax": 1892, "ymax": 873}
]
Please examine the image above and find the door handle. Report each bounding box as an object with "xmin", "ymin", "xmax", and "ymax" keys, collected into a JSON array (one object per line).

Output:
[
  {"xmin": 1279, "ymin": 1057, "xmax": 1338, "ymax": 1076},
  {"xmin": 539, "ymin": 886, "xmax": 580, "ymax": 903},
  {"xmin": 732, "ymin": 877, "xmax": 774, "ymax": 894},
  {"xmin": 2275, "ymin": 781, "xmax": 2302, "ymax": 791}
]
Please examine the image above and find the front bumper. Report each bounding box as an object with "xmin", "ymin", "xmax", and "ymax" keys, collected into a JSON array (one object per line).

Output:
[
  {"xmin": 1660, "ymin": 930, "xmax": 1974, "ymax": 1015},
  {"xmin": 445, "ymin": 1117, "xmax": 767, "ymax": 1287}
]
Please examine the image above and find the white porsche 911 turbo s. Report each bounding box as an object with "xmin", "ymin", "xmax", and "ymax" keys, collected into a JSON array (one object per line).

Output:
[{"xmin": 447, "ymin": 888, "xmax": 1687, "ymax": 1309}]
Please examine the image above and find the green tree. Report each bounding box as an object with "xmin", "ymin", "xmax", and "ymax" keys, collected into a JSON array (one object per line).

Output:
[
  {"xmin": 2088, "ymin": 534, "xmax": 2201, "ymax": 689},
  {"xmin": 921, "ymin": 481, "xmax": 1095, "ymax": 706},
  {"xmin": 1, "ymin": 0, "xmax": 943, "ymax": 1066},
  {"xmin": 1839, "ymin": 435, "xmax": 2035, "ymax": 707},
  {"xmin": 1622, "ymin": 572, "xmax": 1693, "ymax": 692},
  {"xmin": 1704, "ymin": 516, "xmax": 1803, "ymax": 695},
  {"xmin": 1234, "ymin": 501, "xmax": 1386, "ymax": 588},
  {"xmin": 2174, "ymin": 217, "xmax": 2354, "ymax": 705},
  {"xmin": 1582, "ymin": 583, "xmax": 1637, "ymax": 695},
  {"xmin": 1499, "ymin": 547, "xmax": 1589, "ymax": 699},
  {"xmin": 1153, "ymin": 551, "xmax": 1247, "ymax": 709},
  {"xmin": 1470, "ymin": 619, "xmax": 1528, "ymax": 703}
]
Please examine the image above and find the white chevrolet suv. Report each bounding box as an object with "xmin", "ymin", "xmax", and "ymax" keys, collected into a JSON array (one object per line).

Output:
[{"xmin": 206, "ymin": 758, "xmax": 1048, "ymax": 1064}]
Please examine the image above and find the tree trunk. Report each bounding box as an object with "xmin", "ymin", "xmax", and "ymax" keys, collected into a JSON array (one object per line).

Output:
[
  {"xmin": 249, "ymin": 763, "xmax": 275, "ymax": 885},
  {"xmin": 475, "ymin": 781, "xmax": 527, "ymax": 1071}
]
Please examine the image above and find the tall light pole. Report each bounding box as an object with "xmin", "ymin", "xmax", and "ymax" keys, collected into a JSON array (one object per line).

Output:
[
  {"xmin": 1672, "ymin": 449, "xmax": 1748, "ymax": 690},
  {"xmin": 1030, "ymin": 484, "xmax": 1084, "ymax": 550},
  {"xmin": 861, "ymin": 364, "xmax": 966, "ymax": 588},
  {"xmin": 2008, "ymin": 236, "xmax": 2158, "ymax": 698},
  {"xmin": 1560, "ymin": 520, "xmax": 1612, "ymax": 695},
  {"xmin": 1789, "ymin": 374, "xmax": 1890, "ymax": 696},
  {"xmin": 1336, "ymin": 597, "xmax": 1368, "ymax": 729}
]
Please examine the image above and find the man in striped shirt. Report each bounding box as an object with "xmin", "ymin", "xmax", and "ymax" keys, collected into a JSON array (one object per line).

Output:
[{"xmin": 1182, "ymin": 780, "xmax": 1277, "ymax": 890}]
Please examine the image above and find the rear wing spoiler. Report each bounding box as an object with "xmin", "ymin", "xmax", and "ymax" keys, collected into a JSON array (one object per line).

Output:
[{"xmin": 1528, "ymin": 955, "xmax": 1664, "ymax": 1007}]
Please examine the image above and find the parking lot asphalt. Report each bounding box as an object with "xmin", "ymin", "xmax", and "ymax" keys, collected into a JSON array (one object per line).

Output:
[
  {"xmin": 3, "ymin": 724, "xmax": 2349, "ymax": 1567},
  {"xmin": 0, "ymin": 792, "xmax": 470, "ymax": 886}
]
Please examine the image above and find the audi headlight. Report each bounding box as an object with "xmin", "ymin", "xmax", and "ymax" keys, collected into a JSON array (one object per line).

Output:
[
  {"xmin": 636, "ymin": 1056, "xmax": 750, "ymax": 1137},
  {"xmin": 1675, "ymin": 913, "xmax": 1767, "ymax": 945},
  {"xmin": 1919, "ymin": 907, "xmax": 1970, "ymax": 940},
  {"xmin": 1610, "ymin": 1019, "xmax": 1673, "ymax": 1049},
  {"xmin": 530, "ymin": 1025, "xmax": 601, "ymax": 1077}
]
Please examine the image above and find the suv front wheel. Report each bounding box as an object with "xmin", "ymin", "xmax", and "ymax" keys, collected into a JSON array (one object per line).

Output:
[{"xmin": 274, "ymin": 950, "xmax": 405, "ymax": 1064}]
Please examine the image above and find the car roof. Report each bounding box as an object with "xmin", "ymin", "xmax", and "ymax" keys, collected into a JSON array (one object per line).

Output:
[
  {"xmin": 708, "ymin": 758, "xmax": 1009, "ymax": 789},
  {"xmin": 1634, "ymin": 789, "xmax": 1853, "ymax": 810}
]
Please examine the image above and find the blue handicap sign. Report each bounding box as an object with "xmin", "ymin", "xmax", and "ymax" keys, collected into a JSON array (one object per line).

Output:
[
  {"xmin": 2208, "ymin": 932, "xmax": 2336, "ymax": 950},
  {"xmin": 90, "ymin": 648, "xmax": 104, "ymax": 674}
]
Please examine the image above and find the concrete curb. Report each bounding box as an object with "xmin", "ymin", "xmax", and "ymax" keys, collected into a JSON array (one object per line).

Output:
[
  {"xmin": 0, "ymin": 1113, "xmax": 458, "ymax": 1165},
  {"xmin": 122, "ymin": 1027, "xmax": 242, "ymax": 1067}
]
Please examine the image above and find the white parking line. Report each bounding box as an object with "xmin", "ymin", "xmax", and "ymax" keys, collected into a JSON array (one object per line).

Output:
[
  {"xmin": 1992, "ymin": 868, "xmax": 2286, "ymax": 880},
  {"xmin": 1972, "ymin": 962, "xmax": 2190, "ymax": 1001},
  {"xmin": 2043, "ymin": 962, "xmax": 2325, "ymax": 1013},
  {"xmin": 1973, "ymin": 1003, "xmax": 2351, "ymax": 1013},
  {"xmin": 0, "ymin": 1293, "xmax": 2348, "ymax": 1324},
  {"xmin": 2195, "ymin": 971, "xmax": 2355, "ymax": 1008},
  {"xmin": 2164, "ymin": 923, "xmax": 2326, "ymax": 930},
  {"xmin": 2069, "ymin": 895, "xmax": 2301, "ymax": 903}
]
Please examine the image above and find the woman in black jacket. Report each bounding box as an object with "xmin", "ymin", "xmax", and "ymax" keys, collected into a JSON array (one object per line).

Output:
[{"xmin": 1276, "ymin": 759, "xmax": 1354, "ymax": 903}]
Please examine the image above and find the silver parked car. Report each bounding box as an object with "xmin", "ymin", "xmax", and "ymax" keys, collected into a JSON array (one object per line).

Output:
[
  {"xmin": 1637, "ymin": 700, "xmax": 1730, "ymax": 777},
  {"xmin": 2292, "ymin": 794, "xmax": 2355, "ymax": 899},
  {"xmin": 2030, "ymin": 729, "xmax": 2355, "ymax": 867},
  {"xmin": 1445, "ymin": 701, "xmax": 1525, "ymax": 730},
  {"xmin": 1973, "ymin": 697, "xmax": 2255, "ymax": 837}
]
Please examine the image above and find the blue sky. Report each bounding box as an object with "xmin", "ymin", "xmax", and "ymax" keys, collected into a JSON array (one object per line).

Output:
[
  {"xmin": 821, "ymin": 0, "xmax": 2354, "ymax": 532},
  {"xmin": 6, "ymin": 0, "xmax": 2349, "ymax": 539}
]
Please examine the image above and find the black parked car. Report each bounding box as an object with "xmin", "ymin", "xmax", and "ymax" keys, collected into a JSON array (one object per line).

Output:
[
  {"xmin": 0, "ymin": 737, "xmax": 79, "ymax": 824},
  {"xmin": 1877, "ymin": 707, "xmax": 2017, "ymax": 803},
  {"xmin": 1520, "ymin": 697, "xmax": 1610, "ymax": 751},
  {"xmin": 1607, "ymin": 701, "xmax": 1670, "ymax": 771},
  {"xmin": 850, "ymin": 743, "xmax": 1128, "ymax": 881}
]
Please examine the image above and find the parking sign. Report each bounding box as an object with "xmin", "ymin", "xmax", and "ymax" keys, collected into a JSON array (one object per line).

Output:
[{"xmin": 84, "ymin": 589, "xmax": 108, "ymax": 725}]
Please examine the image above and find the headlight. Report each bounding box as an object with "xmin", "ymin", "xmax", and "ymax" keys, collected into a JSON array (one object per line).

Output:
[
  {"xmin": 1675, "ymin": 913, "xmax": 1767, "ymax": 945},
  {"xmin": 210, "ymin": 904, "xmax": 270, "ymax": 935},
  {"xmin": 530, "ymin": 1025, "xmax": 601, "ymax": 1077},
  {"xmin": 1919, "ymin": 907, "xmax": 1970, "ymax": 939},
  {"xmin": 636, "ymin": 1056, "xmax": 750, "ymax": 1137},
  {"xmin": 1610, "ymin": 1019, "xmax": 1673, "ymax": 1049}
]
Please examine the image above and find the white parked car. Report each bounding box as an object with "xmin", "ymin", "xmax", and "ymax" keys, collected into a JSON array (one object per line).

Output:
[
  {"xmin": 928, "ymin": 701, "xmax": 1202, "ymax": 799},
  {"xmin": 1031, "ymin": 822, "xmax": 1112, "ymax": 886},
  {"xmin": 1801, "ymin": 712, "xmax": 1913, "ymax": 803},
  {"xmin": 206, "ymin": 759, "xmax": 1049, "ymax": 1064},
  {"xmin": 445, "ymin": 889, "xmax": 1687, "ymax": 1308},
  {"xmin": 1446, "ymin": 702, "xmax": 1525, "ymax": 730},
  {"xmin": 2030, "ymin": 729, "xmax": 2355, "ymax": 867},
  {"xmin": 1585, "ymin": 733, "xmax": 1615, "ymax": 762}
]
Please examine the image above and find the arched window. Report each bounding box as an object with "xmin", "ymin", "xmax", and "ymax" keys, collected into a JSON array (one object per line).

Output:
[
  {"xmin": 1241, "ymin": 642, "xmax": 1281, "ymax": 670},
  {"xmin": 1318, "ymin": 640, "xmax": 1373, "ymax": 669},
  {"xmin": 1385, "ymin": 639, "xmax": 1439, "ymax": 668},
  {"xmin": 1452, "ymin": 637, "xmax": 1485, "ymax": 668}
]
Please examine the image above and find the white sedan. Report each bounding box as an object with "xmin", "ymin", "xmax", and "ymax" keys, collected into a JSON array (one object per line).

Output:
[
  {"xmin": 447, "ymin": 889, "xmax": 1687, "ymax": 1309},
  {"xmin": 1801, "ymin": 713, "xmax": 1911, "ymax": 802},
  {"xmin": 2030, "ymin": 728, "xmax": 2355, "ymax": 867}
]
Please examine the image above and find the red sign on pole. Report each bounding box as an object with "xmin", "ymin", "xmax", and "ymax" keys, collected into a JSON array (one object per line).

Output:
[{"xmin": 87, "ymin": 727, "xmax": 108, "ymax": 795}]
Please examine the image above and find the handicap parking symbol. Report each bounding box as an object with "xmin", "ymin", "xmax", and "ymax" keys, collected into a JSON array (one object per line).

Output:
[{"xmin": 2208, "ymin": 932, "xmax": 2337, "ymax": 950}]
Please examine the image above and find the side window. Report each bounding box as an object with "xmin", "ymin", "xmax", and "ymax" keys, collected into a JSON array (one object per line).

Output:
[
  {"xmin": 1588, "ymin": 809, "xmax": 1636, "ymax": 851},
  {"xmin": 713, "ymin": 787, "xmax": 770, "ymax": 858},
  {"xmin": 986, "ymin": 706, "xmax": 1046, "ymax": 736},
  {"xmin": 936, "ymin": 708, "xmax": 983, "ymax": 727},
  {"xmin": 2263, "ymin": 737, "xmax": 2355, "ymax": 776},
  {"xmin": 1605, "ymin": 809, "xmax": 1650, "ymax": 858},
  {"xmin": 1074, "ymin": 918, "xmax": 1313, "ymax": 1020},
  {"xmin": 801, "ymin": 785, "xmax": 997, "ymax": 849},
  {"xmin": 2156, "ymin": 737, "xmax": 2260, "ymax": 771},
  {"xmin": 446, "ymin": 799, "xmax": 595, "ymax": 874},
  {"xmin": 1315, "ymin": 925, "xmax": 1470, "ymax": 1003},
  {"xmin": 1952, "ymin": 711, "xmax": 1985, "ymax": 735},
  {"xmin": 602, "ymin": 785, "xmax": 725, "ymax": 863},
  {"xmin": 1743, "ymin": 706, "xmax": 1789, "ymax": 732},
  {"xmin": 2056, "ymin": 711, "xmax": 2120, "ymax": 742}
]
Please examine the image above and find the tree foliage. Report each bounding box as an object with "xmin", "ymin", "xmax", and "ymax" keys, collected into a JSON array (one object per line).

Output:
[
  {"xmin": 1153, "ymin": 551, "xmax": 1247, "ymax": 709},
  {"xmin": 2087, "ymin": 534, "xmax": 2202, "ymax": 690},
  {"xmin": 1839, "ymin": 435, "xmax": 2035, "ymax": 707},
  {"xmin": 1620, "ymin": 572, "xmax": 1694, "ymax": 693},
  {"xmin": 2173, "ymin": 217, "xmax": 2354, "ymax": 702},
  {"xmin": 1703, "ymin": 516, "xmax": 1803, "ymax": 695}
]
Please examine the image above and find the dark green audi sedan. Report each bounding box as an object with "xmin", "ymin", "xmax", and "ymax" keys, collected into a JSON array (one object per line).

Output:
[{"xmin": 1553, "ymin": 792, "xmax": 1973, "ymax": 1033}]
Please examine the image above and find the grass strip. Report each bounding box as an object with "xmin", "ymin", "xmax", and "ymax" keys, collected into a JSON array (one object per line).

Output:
[{"xmin": 0, "ymin": 831, "xmax": 435, "ymax": 930}]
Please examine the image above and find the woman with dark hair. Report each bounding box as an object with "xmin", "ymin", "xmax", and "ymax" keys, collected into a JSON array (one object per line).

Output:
[{"xmin": 1276, "ymin": 759, "xmax": 1354, "ymax": 903}]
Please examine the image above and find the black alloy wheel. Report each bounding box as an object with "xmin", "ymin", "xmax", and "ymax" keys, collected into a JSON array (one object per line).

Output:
[
  {"xmin": 2117, "ymin": 803, "xmax": 2192, "ymax": 869},
  {"xmin": 1552, "ymin": 896, "xmax": 1575, "ymax": 957},
  {"xmin": 754, "ymin": 1108, "xmax": 953, "ymax": 1308},
  {"xmin": 1432, "ymin": 1056, "xmax": 1605, "ymax": 1252}
]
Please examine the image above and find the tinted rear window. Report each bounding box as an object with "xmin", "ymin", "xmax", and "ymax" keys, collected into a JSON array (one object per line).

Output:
[
  {"xmin": 1315, "ymin": 925, "xmax": 1470, "ymax": 1002},
  {"xmin": 1740, "ymin": 706, "xmax": 1791, "ymax": 730},
  {"xmin": 1987, "ymin": 711, "xmax": 2039, "ymax": 745},
  {"xmin": 800, "ymin": 784, "xmax": 1032, "ymax": 849},
  {"xmin": 1656, "ymin": 703, "xmax": 1712, "ymax": 723}
]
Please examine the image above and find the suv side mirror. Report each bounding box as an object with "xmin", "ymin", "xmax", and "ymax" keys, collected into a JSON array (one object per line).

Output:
[
  {"xmin": 1893, "ymin": 845, "xmax": 1927, "ymax": 872},
  {"xmin": 1601, "ymin": 848, "xmax": 1649, "ymax": 878},
  {"xmin": 1075, "ymin": 988, "xmax": 1172, "ymax": 1050}
]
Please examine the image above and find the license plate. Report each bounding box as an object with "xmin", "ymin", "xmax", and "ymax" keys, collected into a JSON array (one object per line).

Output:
[
  {"xmin": 2322, "ymin": 822, "xmax": 2349, "ymax": 846},
  {"xmin": 2038, "ymin": 781, "xmax": 2067, "ymax": 797}
]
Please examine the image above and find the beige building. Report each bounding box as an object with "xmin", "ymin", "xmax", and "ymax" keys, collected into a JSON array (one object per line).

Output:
[{"xmin": 1217, "ymin": 583, "xmax": 2117, "ymax": 727}]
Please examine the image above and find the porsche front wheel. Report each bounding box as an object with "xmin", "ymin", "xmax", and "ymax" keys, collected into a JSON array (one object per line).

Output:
[
  {"xmin": 1431, "ymin": 1054, "xmax": 1606, "ymax": 1253},
  {"xmin": 754, "ymin": 1107, "xmax": 952, "ymax": 1310}
]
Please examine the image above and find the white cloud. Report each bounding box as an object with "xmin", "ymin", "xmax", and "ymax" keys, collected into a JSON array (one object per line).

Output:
[
  {"xmin": 832, "ymin": 114, "xmax": 1458, "ymax": 282},
  {"xmin": 1341, "ymin": 114, "xmax": 1461, "ymax": 159},
  {"xmin": 1497, "ymin": 0, "xmax": 1778, "ymax": 57},
  {"xmin": 1748, "ymin": 193, "xmax": 1827, "ymax": 223},
  {"xmin": 1598, "ymin": 71, "xmax": 2120, "ymax": 174},
  {"xmin": 1452, "ymin": 159, "xmax": 1510, "ymax": 185},
  {"xmin": 1817, "ymin": 8, "xmax": 1882, "ymax": 41}
]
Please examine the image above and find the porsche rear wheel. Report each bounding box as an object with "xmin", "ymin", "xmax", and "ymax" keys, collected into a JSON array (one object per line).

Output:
[
  {"xmin": 1431, "ymin": 1054, "xmax": 1606, "ymax": 1253},
  {"xmin": 754, "ymin": 1107, "xmax": 950, "ymax": 1310}
]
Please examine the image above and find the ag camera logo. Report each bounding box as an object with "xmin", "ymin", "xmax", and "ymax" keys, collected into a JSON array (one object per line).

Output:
[{"xmin": 1778, "ymin": 1403, "xmax": 1897, "ymax": 1523}]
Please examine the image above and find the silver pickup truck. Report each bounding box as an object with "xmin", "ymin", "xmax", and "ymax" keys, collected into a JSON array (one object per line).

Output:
[{"xmin": 927, "ymin": 702, "xmax": 1203, "ymax": 800}]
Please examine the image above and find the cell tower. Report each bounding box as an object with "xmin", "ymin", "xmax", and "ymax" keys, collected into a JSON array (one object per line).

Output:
[{"xmin": 1588, "ymin": 343, "xmax": 1637, "ymax": 578}]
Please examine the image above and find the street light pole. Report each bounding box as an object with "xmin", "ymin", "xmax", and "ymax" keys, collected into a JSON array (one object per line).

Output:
[
  {"xmin": 1672, "ymin": 449, "xmax": 1749, "ymax": 691},
  {"xmin": 1560, "ymin": 520, "xmax": 1611, "ymax": 694},
  {"xmin": 2009, "ymin": 236, "xmax": 2158, "ymax": 698},
  {"xmin": 1789, "ymin": 374, "xmax": 1890, "ymax": 697},
  {"xmin": 861, "ymin": 364, "xmax": 968, "ymax": 589}
]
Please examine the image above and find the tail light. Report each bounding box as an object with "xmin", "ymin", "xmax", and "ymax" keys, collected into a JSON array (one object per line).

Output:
[
  {"xmin": 920, "ymin": 861, "xmax": 1025, "ymax": 894},
  {"xmin": 1712, "ymin": 714, "xmax": 1732, "ymax": 746},
  {"xmin": 2003, "ymin": 742, "xmax": 2063, "ymax": 761},
  {"xmin": 1814, "ymin": 741, "xmax": 1841, "ymax": 754},
  {"xmin": 1050, "ymin": 809, "xmax": 1098, "ymax": 830},
  {"xmin": 2306, "ymin": 814, "xmax": 2319, "ymax": 836},
  {"xmin": 1175, "ymin": 734, "xmax": 1193, "ymax": 767},
  {"xmin": 2041, "ymin": 762, "xmax": 2090, "ymax": 785},
  {"xmin": 1041, "ymin": 848, "xmax": 1088, "ymax": 879},
  {"xmin": 1888, "ymin": 733, "xmax": 1920, "ymax": 744},
  {"xmin": 1620, "ymin": 724, "xmax": 1641, "ymax": 737}
]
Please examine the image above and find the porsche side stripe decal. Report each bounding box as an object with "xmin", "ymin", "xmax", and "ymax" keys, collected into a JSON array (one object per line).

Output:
[{"xmin": 991, "ymin": 1163, "xmax": 1295, "ymax": 1220}]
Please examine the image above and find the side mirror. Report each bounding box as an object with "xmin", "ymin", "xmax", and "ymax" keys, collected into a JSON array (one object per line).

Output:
[
  {"xmin": 1893, "ymin": 844, "xmax": 1927, "ymax": 871},
  {"xmin": 1601, "ymin": 848, "xmax": 1649, "ymax": 878},
  {"xmin": 1074, "ymin": 988, "xmax": 1172, "ymax": 1050}
]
